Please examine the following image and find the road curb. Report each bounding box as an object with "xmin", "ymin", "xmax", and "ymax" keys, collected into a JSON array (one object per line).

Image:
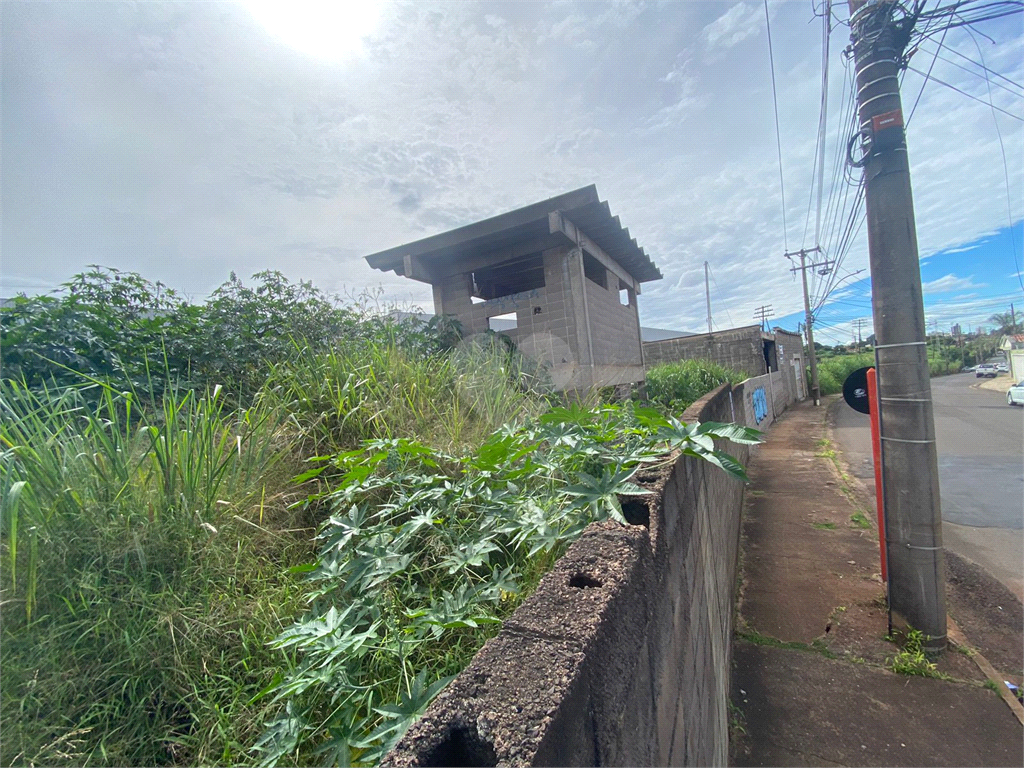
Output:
[{"xmin": 948, "ymin": 618, "xmax": 1024, "ymax": 725}]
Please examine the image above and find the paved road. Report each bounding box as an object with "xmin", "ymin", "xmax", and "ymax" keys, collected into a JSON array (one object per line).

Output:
[{"xmin": 832, "ymin": 372, "xmax": 1023, "ymax": 600}]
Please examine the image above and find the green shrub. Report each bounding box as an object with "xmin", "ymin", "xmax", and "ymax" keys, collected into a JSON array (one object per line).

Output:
[
  {"xmin": 645, "ymin": 359, "xmax": 748, "ymax": 411},
  {"xmin": 812, "ymin": 353, "xmax": 874, "ymax": 395},
  {"xmin": 254, "ymin": 404, "xmax": 761, "ymax": 766}
]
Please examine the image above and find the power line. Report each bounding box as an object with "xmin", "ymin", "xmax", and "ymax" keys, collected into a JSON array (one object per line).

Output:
[
  {"xmin": 764, "ymin": 0, "xmax": 790, "ymax": 251},
  {"xmin": 918, "ymin": 35, "xmax": 1024, "ymax": 91},
  {"xmin": 906, "ymin": 20, "xmax": 952, "ymax": 125},
  {"xmin": 963, "ymin": 26, "xmax": 1024, "ymax": 297},
  {"xmin": 913, "ymin": 41, "xmax": 1024, "ymax": 98},
  {"xmin": 904, "ymin": 64, "xmax": 1024, "ymax": 121},
  {"xmin": 707, "ymin": 264, "xmax": 737, "ymax": 328}
]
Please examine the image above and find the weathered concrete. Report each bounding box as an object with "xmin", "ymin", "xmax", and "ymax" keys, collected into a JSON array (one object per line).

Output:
[
  {"xmin": 383, "ymin": 376, "xmax": 798, "ymax": 767},
  {"xmin": 643, "ymin": 326, "xmax": 806, "ymax": 404},
  {"xmin": 643, "ymin": 324, "xmax": 767, "ymax": 376},
  {"xmin": 732, "ymin": 643, "xmax": 1023, "ymax": 768},
  {"xmin": 733, "ymin": 397, "xmax": 1024, "ymax": 767},
  {"xmin": 365, "ymin": 187, "xmax": 662, "ymax": 392}
]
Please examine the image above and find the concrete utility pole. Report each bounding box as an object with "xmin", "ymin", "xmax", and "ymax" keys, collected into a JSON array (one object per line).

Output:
[
  {"xmin": 753, "ymin": 304, "xmax": 774, "ymax": 332},
  {"xmin": 849, "ymin": 0, "xmax": 946, "ymax": 652},
  {"xmin": 705, "ymin": 261, "xmax": 713, "ymax": 335},
  {"xmin": 786, "ymin": 246, "xmax": 831, "ymax": 406}
]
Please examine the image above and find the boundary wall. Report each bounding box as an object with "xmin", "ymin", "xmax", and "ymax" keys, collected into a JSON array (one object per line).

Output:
[{"xmin": 383, "ymin": 376, "xmax": 795, "ymax": 767}]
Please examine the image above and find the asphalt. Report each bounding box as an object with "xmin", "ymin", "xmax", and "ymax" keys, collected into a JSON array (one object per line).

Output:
[
  {"xmin": 731, "ymin": 398, "xmax": 1023, "ymax": 767},
  {"xmin": 831, "ymin": 372, "xmax": 1024, "ymax": 600}
]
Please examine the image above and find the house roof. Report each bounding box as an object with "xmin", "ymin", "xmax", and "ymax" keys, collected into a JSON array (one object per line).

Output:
[{"xmin": 365, "ymin": 185, "xmax": 662, "ymax": 284}]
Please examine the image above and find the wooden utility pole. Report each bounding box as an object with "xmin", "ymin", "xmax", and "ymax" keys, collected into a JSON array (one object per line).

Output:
[
  {"xmin": 753, "ymin": 304, "xmax": 774, "ymax": 332},
  {"xmin": 786, "ymin": 246, "xmax": 831, "ymax": 405},
  {"xmin": 849, "ymin": 0, "xmax": 946, "ymax": 652}
]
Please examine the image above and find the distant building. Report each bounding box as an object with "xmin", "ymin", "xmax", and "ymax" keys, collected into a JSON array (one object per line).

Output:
[
  {"xmin": 642, "ymin": 324, "xmax": 806, "ymax": 400},
  {"xmin": 1000, "ymin": 334, "xmax": 1024, "ymax": 380},
  {"xmin": 366, "ymin": 186, "xmax": 662, "ymax": 392}
]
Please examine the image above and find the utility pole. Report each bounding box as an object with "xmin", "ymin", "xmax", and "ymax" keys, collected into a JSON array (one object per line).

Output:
[
  {"xmin": 786, "ymin": 246, "xmax": 832, "ymax": 405},
  {"xmin": 1012, "ymin": 303, "xmax": 1017, "ymax": 333},
  {"xmin": 753, "ymin": 304, "xmax": 774, "ymax": 332},
  {"xmin": 705, "ymin": 261, "xmax": 713, "ymax": 335},
  {"xmin": 854, "ymin": 318, "xmax": 868, "ymax": 348},
  {"xmin": 849, "ymin": 0, "xmax": 946, "ymax": 652}
]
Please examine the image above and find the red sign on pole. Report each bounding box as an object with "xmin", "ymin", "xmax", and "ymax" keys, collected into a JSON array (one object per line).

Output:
[{"xmin": 867, "ymin": 367, "xmax": 887, "ymax": 582}]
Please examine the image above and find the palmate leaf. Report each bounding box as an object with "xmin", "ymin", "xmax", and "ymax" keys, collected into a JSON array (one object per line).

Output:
[
  {"xmin": 697, "ymin": 420, "xmax": 763, "ymax": 445},
  {"xmin": 442, "ymin": 539, "xmax": 500, "ymax": 574},
  {"xmin": 252, "ymin": 701, "xmax": 308, "ymax": 768}
]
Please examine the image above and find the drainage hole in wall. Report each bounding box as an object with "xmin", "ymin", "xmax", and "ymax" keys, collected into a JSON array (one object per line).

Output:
[
  {"xmin": 569, "ymin": 572, "xmax": 602, "ymax": 589},
  {"xmin": 421, "ymin": 725, "xmax": 498, "ymax": 767},
  {"xmin": 619, "ymin": 497, "xmax": 650, "ymax": 528}
]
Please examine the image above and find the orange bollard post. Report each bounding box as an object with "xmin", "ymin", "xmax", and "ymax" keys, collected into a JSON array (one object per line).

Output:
[{"xmin": 867, "ymin": 367, "xmax": 887, "ymax": 582}]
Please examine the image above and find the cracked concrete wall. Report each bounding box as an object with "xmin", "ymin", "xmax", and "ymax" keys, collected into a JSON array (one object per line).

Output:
[{"xmin": 382, "ymin": 378, "xmax": 796, "ymax": 767}]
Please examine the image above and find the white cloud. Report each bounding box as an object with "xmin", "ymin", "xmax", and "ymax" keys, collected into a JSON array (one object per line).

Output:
[
  {"xmin": 701, "ymin": 3, "xmax": 763, "ymax": 52},
  {"xmin": 921, "ymin": 274, "xmax": 987, "ymax": 294},
  {"xmin": 1, "ymin": 1, "xmax": 1020, "ymax": 338}
]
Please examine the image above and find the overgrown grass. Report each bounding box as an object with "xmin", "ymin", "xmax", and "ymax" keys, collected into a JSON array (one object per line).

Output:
[
  {"xmin": 814, "ymin": 351, "xmax": 959, "ymax": 395},
  {"xmin": 814, "ymin": 353, "xmax": 875, "ymax": 396},
  {"xmin": 2, "ymin": 280, "xmax": 762, "ymax": 767},
  {"xmin": 0, "ymin": 378, "xmax": 313, "ymax": 766},
  {"xmin": 645, "ymin": 358, "xmax": 748, "ymax": 411},
  {"xmin": 261, "ymin": 337, "xmax": 545, "ymax": 455}
]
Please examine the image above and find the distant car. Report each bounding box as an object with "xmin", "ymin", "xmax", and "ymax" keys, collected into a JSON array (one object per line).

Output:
[
  {"xmin": 961, "ymin": 365, "xmax": 978, "ymax": 373},
  {"xmin": 976, "ymin": 364, "xmax": 998, "ymax": 378},
  {"xmin": 996, "ymin": 363, "xmax": 1009, "ymax": 373},
  {"xmin": 1008, "ymin": 381, "xmax": 1024, "ymax": 406}
]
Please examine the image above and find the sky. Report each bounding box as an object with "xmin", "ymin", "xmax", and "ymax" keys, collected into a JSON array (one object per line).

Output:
[{"xmin": 3, "ymin": 0, "xmax": 1022, "ymax": 339}]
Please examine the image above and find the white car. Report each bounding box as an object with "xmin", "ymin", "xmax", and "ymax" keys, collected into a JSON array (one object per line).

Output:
[
  {"xmin": 1008, "ymin": 381, "xmax": 1024, "ymax": 406},
  {"xmin": 996, "ymin": 363, "xmax": 1009, "ymax": 373},
  {"xmin": 976, "ymin": 364, "xmax": 998, "ymax": 378}
]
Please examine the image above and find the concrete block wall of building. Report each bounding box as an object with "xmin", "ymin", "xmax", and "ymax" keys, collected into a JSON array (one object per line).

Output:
[
  {"xmin": 431, "ymin": 243, "xmax": 645, "ymax": 392},
  {"xmin": 642, "ymin": 325, "xmax": 767, "ymax": 377}
]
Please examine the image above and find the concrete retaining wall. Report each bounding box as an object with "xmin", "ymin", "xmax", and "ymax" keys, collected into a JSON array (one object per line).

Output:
[{"xmin": 383, "ymin": 378, "xmax": 795, "ymax": 767}]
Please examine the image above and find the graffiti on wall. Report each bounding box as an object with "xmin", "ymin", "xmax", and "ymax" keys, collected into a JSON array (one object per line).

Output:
[{"xmin": 751, "ymin": 387, "xmax": 769, "ymax": 424}]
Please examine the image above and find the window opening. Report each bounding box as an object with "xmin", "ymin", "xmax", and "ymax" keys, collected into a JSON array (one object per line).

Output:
[
  {"xmin": 472, "ymin": 252, "xmax": 544, "ymax": 301},
  {"xmin": 582, "ymin": 251, "xmax": 607, "ymax": 288},
  {"xmin": 488, "ymin": 312, "xmax": 517, "ymax": 332}
]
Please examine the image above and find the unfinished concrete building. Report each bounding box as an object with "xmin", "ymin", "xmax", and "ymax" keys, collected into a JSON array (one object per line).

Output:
[{"xmin": 365, "ymin": 186, "xmax": 662, "ymax": 392}]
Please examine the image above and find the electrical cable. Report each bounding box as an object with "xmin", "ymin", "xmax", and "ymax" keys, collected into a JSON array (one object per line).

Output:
[
  {"xmin": 963, "ymin": 26, "xmax": 1024, "ymax": 297},
  {"xmin": 764, "ymin": 0, "xmax": 790, "ymax": 251},
  {"xmin": 905, "ymin": 64, "xmax": 1024, "ymax": 120}
]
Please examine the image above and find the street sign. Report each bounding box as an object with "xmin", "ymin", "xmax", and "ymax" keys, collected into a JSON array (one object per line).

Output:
[{"xmin": 842, "ymin": 366, "xmax": 872, "ymax": 414}]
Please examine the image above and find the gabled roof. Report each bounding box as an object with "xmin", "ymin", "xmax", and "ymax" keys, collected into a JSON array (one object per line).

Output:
[{"xmin": 365, "ymin": 185, "xmax": 662, "ymax": 283}]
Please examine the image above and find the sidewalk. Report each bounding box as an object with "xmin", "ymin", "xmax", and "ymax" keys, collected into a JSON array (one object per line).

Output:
[{"xmin": 730, "ymin": 399, "xmax": 1023, "ymax": 767}]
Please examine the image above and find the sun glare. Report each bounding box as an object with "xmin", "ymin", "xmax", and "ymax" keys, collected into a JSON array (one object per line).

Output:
[{"xmin": 242, "ymin": 0, "xmax": 383, "ymax": 60}]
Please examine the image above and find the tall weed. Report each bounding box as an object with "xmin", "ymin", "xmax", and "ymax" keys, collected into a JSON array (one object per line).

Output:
[
  {"xmin": 0, "ymin": 379, "xmax": 312, "ymax": 767},
  {"xmin": 256, "ymin": 404, "xmax": 761, "ymax": 766},
  {"xmin": 645, "ymin": 358, "xmax": 748, "ymax": 411}
]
